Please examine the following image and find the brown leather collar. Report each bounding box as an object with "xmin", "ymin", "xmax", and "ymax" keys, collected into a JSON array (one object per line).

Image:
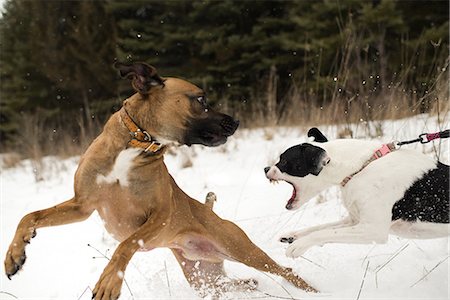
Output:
[{"xmin": 119, "ymin": 108, "xmax": 164, "ymax": 153}]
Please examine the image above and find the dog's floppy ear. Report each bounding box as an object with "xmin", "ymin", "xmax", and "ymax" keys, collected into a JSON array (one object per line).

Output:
[
  {"xmin": 114, "ymin": 62, "xmax": 165, "ymax": 94},
  {"xmin": 307, "ymin": 127, "xmax": 328, "ymax": 143}
]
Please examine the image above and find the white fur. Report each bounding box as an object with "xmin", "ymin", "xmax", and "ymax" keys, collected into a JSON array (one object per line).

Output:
[
  {"xmin": 266, "ymin": 139, "xmax": 449, "ymax": 258},
  {"xmin": 96, "ymin": 148, "xmax": 141, "ymax": 187},
  {"xmin": 390, "ymin": 220, "xmax": 450, "ymax": 239}
]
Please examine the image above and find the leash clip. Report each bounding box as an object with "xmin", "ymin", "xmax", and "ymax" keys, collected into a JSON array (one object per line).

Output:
[
  {"xmin": 393, "ymin": 141, "xmax": 401, "ymax": 149},
  {"xmin": 419, "ymin": 133, "xmax": 430, "ymax": 144},
  {"xmin": 419, "ymin": 132, "xmax": 444, "ymax": 144}
]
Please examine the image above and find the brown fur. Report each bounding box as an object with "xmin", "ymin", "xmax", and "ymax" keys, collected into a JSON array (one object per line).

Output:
[{"xmin": 4, "ymin": 67, "xmax": 316, "ymax": 299}]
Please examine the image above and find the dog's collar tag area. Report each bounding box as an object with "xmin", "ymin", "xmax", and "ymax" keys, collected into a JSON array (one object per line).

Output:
[
  {"xmin": 341, "ymin": 142, "xmax": 396, "ymax": 187},
  {"xmin": 119, "ymin": 108, "xmax": 164, "ymax": 154}
]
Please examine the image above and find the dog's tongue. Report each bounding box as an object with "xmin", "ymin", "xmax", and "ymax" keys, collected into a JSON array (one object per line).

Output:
[{"xmin": 286, "ymin": 186, "xmax": 297, "ymax": 209}]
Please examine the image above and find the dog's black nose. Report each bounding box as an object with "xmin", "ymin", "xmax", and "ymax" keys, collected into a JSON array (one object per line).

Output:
[
  {"xmin": 220, "ymin": 115, "xmax": 239, "ymax": 136},
  {"xmin": 264, "ymin": 166, "xmax": 270, "ymax": 174}
]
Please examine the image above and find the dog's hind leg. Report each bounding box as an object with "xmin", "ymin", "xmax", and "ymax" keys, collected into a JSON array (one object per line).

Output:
[
  {"xmin": 171, "ymin": 249, "xmax": 257, "ymax": 298},
  {"xmin": 171, "ymin": 249, "xmax": 225, "ymax": 296},
  {"xmin": 4, "ymin": 197, "xmax": 94, "ymax": 279},
  {"xmin": 390, "ymin": 220, "xmax": 450, "ymax": 239},
  {"xmin": 214, "ymin": 220, "xmax": 317, "ymax": 293}
]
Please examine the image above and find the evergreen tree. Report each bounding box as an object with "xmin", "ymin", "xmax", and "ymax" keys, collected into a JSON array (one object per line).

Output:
[
  {"xmin": 0, "ymin": 0, "xmax": 117, "ymax": 145},
  {"xmin": 30, "ymin": 0, "xmax": 117, "ymax": 123},
  {"xmin": 1, "ymin": 0, "xmax": 448, "ymax": 147},
  {"xmin": 0, "ymin": 1, "xmax": 56, "ymax": 142}
]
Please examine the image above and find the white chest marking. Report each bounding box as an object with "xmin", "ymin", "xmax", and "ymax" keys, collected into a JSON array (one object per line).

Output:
[{"xmin": 96, "ymin": 148, "xmax": 141, "ymax": 187}]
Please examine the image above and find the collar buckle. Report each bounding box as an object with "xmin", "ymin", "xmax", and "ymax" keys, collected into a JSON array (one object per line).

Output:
[
  {"xmin": 144, "ymin": 141, "xmax": 162, "ymax": 153},
  {"xmin": 373, "ymin": 144, "xmax": 393, "ymax": 159},
  {"xmin": 142, "ymin": 130, "xmax": 152, "ymax": 142},
  {"xmin": 120, "ymin": 108, "xmax": 164, "ymax": 154}
]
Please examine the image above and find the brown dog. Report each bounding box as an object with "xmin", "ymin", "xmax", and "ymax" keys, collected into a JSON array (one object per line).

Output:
[{"xmin": 4, "ymin": 62, "xmax": 316, "ymax": 299}]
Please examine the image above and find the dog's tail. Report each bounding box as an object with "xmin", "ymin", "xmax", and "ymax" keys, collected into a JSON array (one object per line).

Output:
[{"xmin": 205, "ymin": 192, "xmax": 217, "ymax": 210}]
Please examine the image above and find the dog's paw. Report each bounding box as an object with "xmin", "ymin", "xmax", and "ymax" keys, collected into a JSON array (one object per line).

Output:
[
  {"xmin": 4, "ymin": 242, "xmax": 29, "ymax": 279},
  {"xmin": 4, "ymin": 251, "xmax": 26, "ymax": 279},
  {"xmin": 92, "ymin": 265, "xmax": 123, "ymax": 300},
  {"xmin": 227, "ymin": 278, "xmax": 259, "ymax": 292},
  {"xmin": 282, "ymin": 267, "xmax": 318, "ymax": 293},
  {"xmin": 285, "ymin": 242, "xmax": 308, "ymax": 258},
  {"xmin": 279, "ymin": 230, "xmax": 304, "ymax": 244},
  {"xmin": 280, "ymin": 236, "xmax": 295, "ymax": 244},
  {"xmin": 239, "ymin": 278, "xmax": 258, "ymax": 290},
  {"xmin": 4, "ymin": 229, "xmax": 36, "ymax": 279}
]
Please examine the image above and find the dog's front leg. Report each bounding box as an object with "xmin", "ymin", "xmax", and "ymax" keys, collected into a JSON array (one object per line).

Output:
[
  {"xmin": 280, "ymin": 217, "xmax": 354, "ymax": 243},
  {"xmin": 92, "ymin": 217, "xmax": 164, "ymax": 300},
  {"xmin": 5, "ymin": 197, "xmax": 93, "ymax": 279},
  {"xmin": 286, "ymin": 223, "xmax": 389, "ymax": 258}
]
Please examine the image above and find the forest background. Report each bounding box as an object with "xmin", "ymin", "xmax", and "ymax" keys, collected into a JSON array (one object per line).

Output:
[{"xmin": 0, "ymin": 0, "xmax": 448, "ymax": 158}]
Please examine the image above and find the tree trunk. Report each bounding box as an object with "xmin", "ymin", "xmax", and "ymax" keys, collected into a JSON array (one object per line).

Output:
[
  {"xmin": 267, "ymin": 65, "xmax": 278, "ymax": 126},
  {"xmin": 377, "ymin": 27, "xmax": 387, "ymax": 91},
  {"xmin": 82, "ymin": 89, "xmax": 92, "ymax": 132}
]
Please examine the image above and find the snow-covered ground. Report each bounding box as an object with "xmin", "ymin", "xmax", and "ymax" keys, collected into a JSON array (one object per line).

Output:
[{"xmin": 1, "ymin": 115, "xmax": 449, "ymax": 300}]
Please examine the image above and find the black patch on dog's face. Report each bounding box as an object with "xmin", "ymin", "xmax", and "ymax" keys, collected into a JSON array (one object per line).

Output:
[
  {"xmin": 276, "ymin": 143, "xmax": 327, "ymax": 177},
  {"xmin": 182, "ymin": 92, "xmax": 239, "ymax": 147},
  {"xmin": 183, "ymin": 111, "xmax": 239, "ymax": 147}
]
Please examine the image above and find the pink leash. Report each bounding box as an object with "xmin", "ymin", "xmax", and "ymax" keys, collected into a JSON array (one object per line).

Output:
[
  {"xmin": 341, "ymin": 129, "xmax": 449, "ymax": 187},
  {"xmin": 397, "ymin": 129, "xmax": 449, "ymax": 146}
]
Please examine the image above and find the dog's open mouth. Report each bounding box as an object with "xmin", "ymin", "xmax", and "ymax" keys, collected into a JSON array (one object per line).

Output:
[
  {"xmin": 285, "ymin": 181, "xmax": 299, "ymax": 210},
  {"xmin": 286, "ymin": 183, "xmax": 297, "ymax": 210},
  {"xmin": 270, "ymin": 179, "xmax": 298, "ymax": 210}
]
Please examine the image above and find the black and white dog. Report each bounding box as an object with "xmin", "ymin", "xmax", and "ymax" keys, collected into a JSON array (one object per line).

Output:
[{"xmin": 264, "ymin": 128, "xmax": 449, "ymax": 258}]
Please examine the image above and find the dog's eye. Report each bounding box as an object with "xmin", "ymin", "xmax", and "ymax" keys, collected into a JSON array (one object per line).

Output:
[
  {"xmin": 197, "ymin": 96, "xmax": 206, "ymax": 105},
  {"xmin": 195, "ymin": 96, "xmax": 209, "ymax": 110}
]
